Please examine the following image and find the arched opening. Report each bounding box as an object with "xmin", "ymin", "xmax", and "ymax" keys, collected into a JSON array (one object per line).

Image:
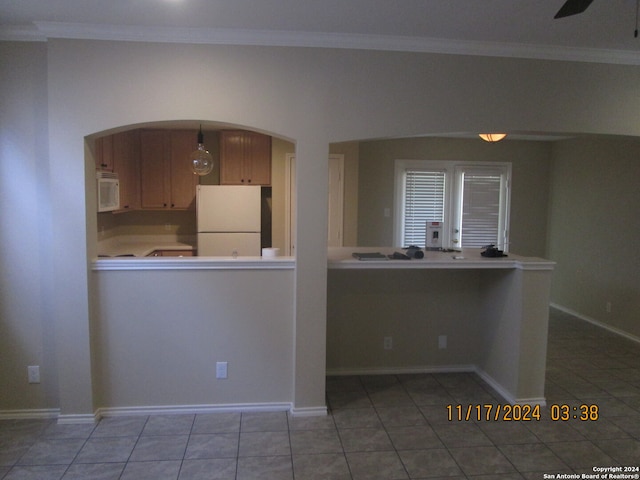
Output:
[{"xmin": 87, "ymin": 120, "xmax": 295, "ymax": 259}]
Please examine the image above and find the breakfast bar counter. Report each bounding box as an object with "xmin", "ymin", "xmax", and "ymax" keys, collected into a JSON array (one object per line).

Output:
[
  {"xmin": 94, "ymin": 235, "xmax": 294, "ymax": 270},
  {"xmin": 326, "ymin": 247, "xmax": 555, "ymax": 405},
  {"xmin": 328, "ymin": 247, "xmax": 554, "ymax": 270}
]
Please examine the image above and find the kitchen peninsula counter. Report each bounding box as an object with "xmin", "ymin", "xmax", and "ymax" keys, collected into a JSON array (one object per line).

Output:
[
  {"xmin": 92, "ymin": 256, "xmax": 294, "ymax": 271},
  {"xmin": 327, "ymin": 246, "xmax": 555, "ymax": 405},
  {"xmin": 95, "ymin": 235, "xmax": 293, "ymax": 270},
  {"xmin": 328, "ymin": 247, "xmax": 554, "ymax": 270}
]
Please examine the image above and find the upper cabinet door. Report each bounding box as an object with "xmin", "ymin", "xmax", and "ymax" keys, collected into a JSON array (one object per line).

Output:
[
  {"xmin": 245, "ymin": 132, "xmax": 272, "ymax": 186},
  {"xmin": 139, "ymin": 129, "xmax": 198, "ymax": 210},
  {"xmin": 220, "ymin": 130, "xmax": 271, "ymax": 185},
  {"xmin": 169, "ymin": 130, "xmax": 198, "ymax": 209},
  {"xmin": 219, "ymin": 130, "xmax": 246, "ymax": 185},
  {"xmin": 112, "ymin": 130, "xmax": 140, "ymax": 211},
  {"xmin": 140, "ymin": 130, "xmax": 171, "ymax": 209},
  {"xmin": 95, "ymin": 135, "xmax": 114, "ymax": 171}
]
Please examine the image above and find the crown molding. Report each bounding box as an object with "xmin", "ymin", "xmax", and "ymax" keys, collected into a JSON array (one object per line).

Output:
[
  {"xmin": 0, "ymin": 24, "xmax": 47, "ymax": 42},
  {"xmin": 1, "ymin": 21, "xmax": 639, "ymax": 66}
]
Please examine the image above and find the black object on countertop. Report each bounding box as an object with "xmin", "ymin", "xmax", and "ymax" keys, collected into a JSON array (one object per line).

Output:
[
  {"xmin": 352, "ymin": 252, "xmax": 388, "ymax": 261},
  {"xmin": 481, "ymin": 245, "xmax": 507, "ymax": 258},
  {"xmin": 405, "ymin": 246, "xmax": 424, "ymax": 259}
]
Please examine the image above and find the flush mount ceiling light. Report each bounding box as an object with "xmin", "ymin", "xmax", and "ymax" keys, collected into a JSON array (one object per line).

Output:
[
  {"xmin": 190, "ymin": 125, "xmax": 214, "ymax": 176},
  {"xmin": 478, "ymin": 133, "xmax": 507, "ymax": 143}
]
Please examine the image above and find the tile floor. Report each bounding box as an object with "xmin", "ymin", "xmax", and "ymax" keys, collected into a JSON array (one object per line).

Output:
[{"xmin": 1, "ymin": 309, "xmax": 639, "ymax": 479}]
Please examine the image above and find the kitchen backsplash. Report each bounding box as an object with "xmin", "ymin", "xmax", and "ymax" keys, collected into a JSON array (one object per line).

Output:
[{"xmin": 98, "ymin": 210, "xmax": 196, "ymax": 241}]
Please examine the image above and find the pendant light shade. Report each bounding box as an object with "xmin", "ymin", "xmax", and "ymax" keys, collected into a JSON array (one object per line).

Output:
[
  {"xmin": 479, "ymin": 133, "xmax": 507, "ymax": 143},
  {"xmin": 190, "ymin": 126, "xmax": 214, "ymax": 176}
]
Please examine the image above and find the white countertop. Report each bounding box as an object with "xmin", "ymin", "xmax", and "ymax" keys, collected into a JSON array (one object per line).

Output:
[
  {"xmin": 92, "ymin": 256, "xmax": 296, "ymax": 271},
  {"xmin": 328, "ymin": 247, "xmax": 555, "ymax": 271},
  {"xmin": 94, "ymin": 242, "xmax": 553, "ymax": 272},
  {"xmin": 94, "ymin": 235, "xmax": 294, "ymax": 270}
]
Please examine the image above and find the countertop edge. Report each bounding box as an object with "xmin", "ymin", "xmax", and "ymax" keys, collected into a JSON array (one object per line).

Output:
[
  {"xmin": 327, "ymin": 247, "xmax": 555, "ymax": 271},
  {"xmin": 92, "ymin": 257, "xmax": 295, "ymax": 271},
  {"xmin": 327, "ymin": 260, "xmax": 555, "ymax": 271}
]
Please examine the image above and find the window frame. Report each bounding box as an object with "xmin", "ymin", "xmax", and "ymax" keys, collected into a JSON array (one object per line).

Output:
[{"xmin": 394, "ymin": 159, "xmax": 511, "ymax": 250}]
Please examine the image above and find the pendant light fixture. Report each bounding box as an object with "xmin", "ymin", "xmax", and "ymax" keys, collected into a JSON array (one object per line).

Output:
[
  {"xmin": 190, "ymin": 125, "xmax": 214, "ymax": 176},
  {"xmin": 478, "ymin": 133, "xmax": 507, "ymax": 143}
]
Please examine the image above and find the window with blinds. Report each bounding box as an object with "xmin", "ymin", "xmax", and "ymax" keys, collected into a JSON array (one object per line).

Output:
[
  {"xmin": 460, "ymin": 171, "xmax": 502, "ymax": 248},
  {"xmin": 395, "ymin": 160, "xmax": 510, "ymax": 250},
  {"xmin": 402, "ymin": 170, "xmax": 445, "ymax": 246}
]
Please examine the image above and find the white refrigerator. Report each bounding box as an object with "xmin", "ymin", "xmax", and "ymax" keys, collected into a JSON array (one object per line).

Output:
[{"xmin": 196, "ymin": 185, "xmax": 261, "ymax": 256}]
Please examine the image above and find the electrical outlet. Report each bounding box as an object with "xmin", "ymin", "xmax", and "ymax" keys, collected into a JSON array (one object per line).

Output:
[
  {"xmin": 438, "ymin": 335, "xmax": 447, "ymax": 349},
  {"xmin": 606, "ymin": 302, "xmax": 612, "ymax": 313},
  {"xmin": 383, "ymin": 336, "xmax": 393, "ymax": 350},
  {"xmin": 28, "ymin": 366, "xmax": 40, "ymax": 384},
  {"xmin": 216, "ymin": 362, "xmax": 228, "ymax": 379}
]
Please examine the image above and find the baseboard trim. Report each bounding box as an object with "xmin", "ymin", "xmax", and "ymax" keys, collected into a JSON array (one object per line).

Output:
[
  {"xmin": 57, "ymin": 413, "xmax": 99, "ymax": 425},
  {"xmin": 550, "ymin": 303, "xmax": 640, "ymax": 345},
  {"xmin": 326, "ymin": 365, "xmax": 476, "ymax": 377},
  {"xmin": 96, "ymin": 402, "xmax": 292, "ymax": 419},
  {"xmin": 289, "ymin": 406, "xmax": 328, "ymax": 417},
  {"xmin": 474, "ymin": 368, "xmax": 517, "ymax": 404},
  {"xmin": 0, "ymin": 408, "xmax": 60, "ymax": 420},
  {"xmin": 0, "ymin": 403, "xmax": 322, "ymax": 423},
  {"xmin": 327, "ymin": 365, "xmax": 547, "ymax": 406},
  {"xmin": 474, "ymin": 368, "xmax": 546, "ymax": 406}
]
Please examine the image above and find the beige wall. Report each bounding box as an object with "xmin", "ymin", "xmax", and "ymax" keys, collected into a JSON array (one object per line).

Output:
[
  {"xmin": 356, "ymin": 137, "xmax": 552, "ymax": 257},
  {"xmin": 97, "ymin": 210, "xmax": 196, "ymax": 239},
  {"xmin": 92, "ymin": 269, "xmax": 294, "ymax": 409},
  {"xmin": 327, "ymin": 265, "xmax": 553, "ymax": 402},
  {"xmin": 327, "ymin": 269, "xmax": 483, "ymax": 372},
  {"xmin": 548, "ymin": 136, "xmax": 640, "ymax": 339},
  {"xmin": 0, "ymin": 41, "xmax": 58, "ymax": 412},
  {"xmin": 3, "ymin": 38, "xmax": 640, "ymax": 416}
]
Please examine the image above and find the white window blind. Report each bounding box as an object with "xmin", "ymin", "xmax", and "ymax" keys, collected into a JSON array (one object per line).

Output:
[
  {"xmin": 396, "ymin": 160, "xmax": 510, "ymax": 250},
  {"xmin": 460, "ymin": 171, "xmax": 502, "ymax": 248},
  {"xmin": 403, "ymin": 170, "xmax": 445, "ymax": 246}
]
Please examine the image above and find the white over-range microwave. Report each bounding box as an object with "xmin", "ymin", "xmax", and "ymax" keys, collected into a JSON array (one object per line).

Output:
[{"xmin": 97, "ymin": 171, "xmax": 120, "ymax": 212}]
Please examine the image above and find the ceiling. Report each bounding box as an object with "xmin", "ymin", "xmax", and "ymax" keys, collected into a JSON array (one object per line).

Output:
[{"xmin": 1, "ymin": 0, "xmax": 639, "ymax": 65}]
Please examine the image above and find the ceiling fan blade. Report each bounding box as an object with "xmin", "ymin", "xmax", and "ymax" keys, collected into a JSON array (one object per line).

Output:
[{"xmin": 554, "ymin": 0, "xmax": 595, "ymax": 18}]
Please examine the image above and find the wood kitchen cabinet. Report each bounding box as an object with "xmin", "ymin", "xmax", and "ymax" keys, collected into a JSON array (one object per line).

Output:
[
  {"xmin": 220, "ymin": 130, "xmax": 271, "ymax": 185},
  {"xmin": 169, "ymin": 130, "xmax": 199, "ymax": 209},
  {"xmin": 94, "ymin": 135, "xmax": 114, "ymax": 171},
  {"xmin": 139, "ymin": 129, "xmax": 198, "ymax": 210},
  {"xmin": 112, "ymin": 130, "xmax": 140, "ymax": 211}
]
